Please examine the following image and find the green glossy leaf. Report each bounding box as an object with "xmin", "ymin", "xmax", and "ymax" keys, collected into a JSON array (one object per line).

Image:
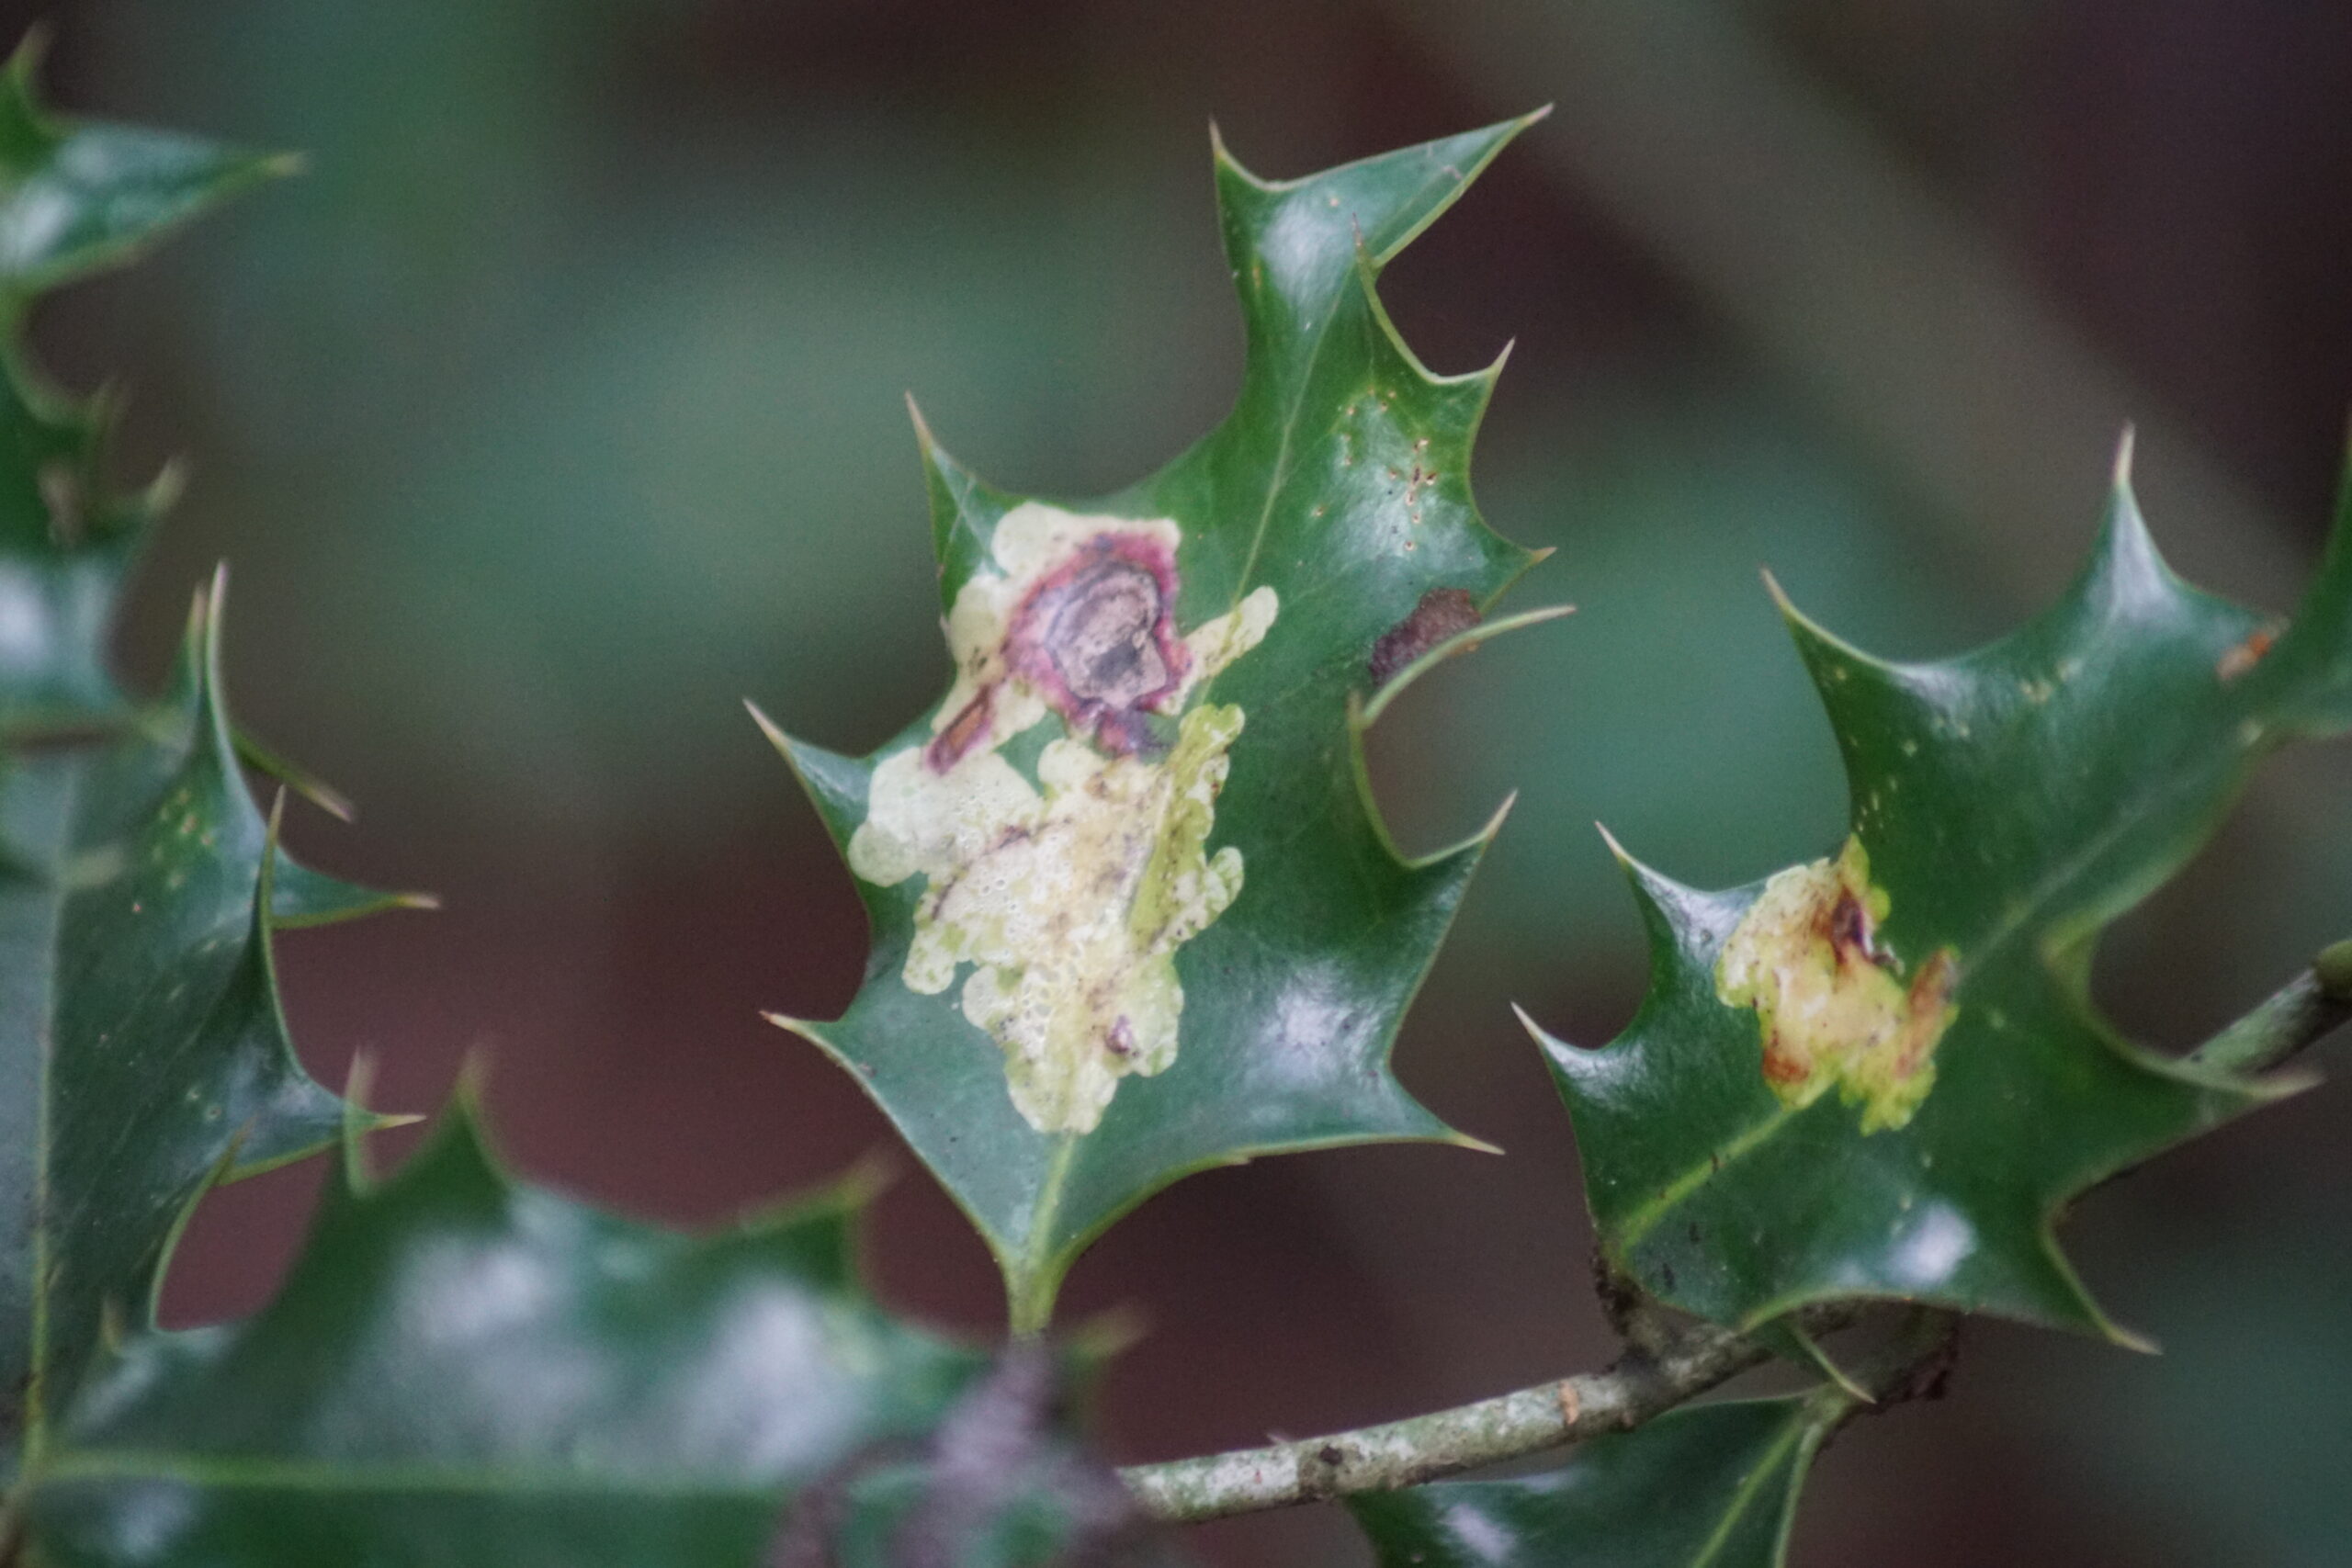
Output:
[
  {"xmin": 1347, "ymin": 1395, "xmax": 1839, "ymax": 1568},
  {"xmin": 0, "ymin": 584, "xmax": 419, "ymax": 1474},
  {"xmin": 15, "ymin": 1106, "xmax": 995, "ymax": 1568},
  {"xmin": 1537, "ymin": 444, "xmax": 2351, "ymax": 1339},
  {"xmin": 0, "ymin": 35, "xmax": 291, "ymax": 732},
  {"xmin": 761, "ymin": 116, "xmax": 1564, "ymax": 1326}
]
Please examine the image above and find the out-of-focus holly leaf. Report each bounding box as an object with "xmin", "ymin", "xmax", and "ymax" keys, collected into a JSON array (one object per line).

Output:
[
  {"xmin": 1346, "ymin": 1395, "xmax": 1841, "ymax": 1568},
  {"xmin": 0, "ymin": 34, "xmax": 292, "ymax": 731},
  {"xmin": 1535, "ymin": 445, "xmax": 2349, "ymax": 1340},
  {"xmin": 0, "ymin": 586, "xmax": 421, "ymax": 1476},
  {"xmin": 17, "ymin": 1104, "xmax": 996, "ymax": 1568},
  {"xmin": 759, "ymin": 115, "xmax": 1567, "ymax": 1328}
]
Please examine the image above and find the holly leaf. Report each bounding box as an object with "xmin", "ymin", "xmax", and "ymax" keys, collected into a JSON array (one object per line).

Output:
[
  {"xmin": 1535, "ymin": 442, "xmax": 2348, "ymax": 1340},
  {"xmin": 757, "ymin": 117, "xmax": 1565, "ymax": 1325},
  {"xmin": 1345, "ymin": 1396, "xmax": 1839, "ymax": 1568},
  {"xmin": 0, "ymin": 585, "xmax": 422, "ymax": 1474},
  {"xmin": 0, "ymin": 33, "xmax": 293, "ymax": 732},
  {"xmin": 14, "ymin": 1104, "xmax": 999, "ymax": 1568}
]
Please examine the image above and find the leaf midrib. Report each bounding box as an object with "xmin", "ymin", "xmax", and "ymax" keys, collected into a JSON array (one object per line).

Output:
[
  {"xmin": 1013, "ymin": 225, "xmax": 1357, "ymax": 1293},
  {"xmin": 22, "ymin": 753, "xmax": 84, "ymax": 1463},
  {"xmin": 1224, "ymin": 257, "xmax": 1351, "ymax": 618},
  {"xmin": 37, "ymin": 1446, "xmax": 784, "ymax": 1502}
]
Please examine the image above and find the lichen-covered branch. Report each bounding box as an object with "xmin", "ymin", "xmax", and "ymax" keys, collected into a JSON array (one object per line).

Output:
[
  {"xmin": 2187, "ymin": 938, "xmax": 2352, "ymax": 1076},
  {"xmin": 1117, "ymin": 1322, "xmax": 1768, "ymax": 1524}
]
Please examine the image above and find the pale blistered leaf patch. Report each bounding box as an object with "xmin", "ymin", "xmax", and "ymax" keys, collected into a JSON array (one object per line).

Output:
[
  {"xmin": 847, "ymin": 502, "xmax": 1278, "ymax": 1133},
  {"xmin": 1714, "ymin": 838, "xmax": 1956, "ymax": 1134}
]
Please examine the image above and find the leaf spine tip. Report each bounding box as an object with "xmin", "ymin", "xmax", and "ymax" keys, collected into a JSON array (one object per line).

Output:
[
  {"xmin": 1207, "ymin": 120, "xmax": 1266, "ymax": 188},
  {"xmin": 742, "ymin": 697, "xmax": 792, "ymax": 752},
  {"xmin": 337, "ymin": 1054, "xmax": 385, "ymax": 1190},
  {"xmin": 8, "ymin": 23, "xmax": 51, "ymax": 81},
  {"xmin": 1476, "ymin": 788, "xmax": 1520, "ymax": 842},
  {"xmin": 448, "ymin": 1049, "xmax": 497, "ymax": 1119},
  {"xmin": 2110, "ymin": 423, "xmax": 2138, "ymax": 490},
  {"xmin": 831, "ymin": 1147, "xmax": 899, "ymax": 1210}
]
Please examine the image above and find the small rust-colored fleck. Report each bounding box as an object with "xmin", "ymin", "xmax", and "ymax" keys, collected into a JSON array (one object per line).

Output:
[
  {"xmin": 1368, "ymin": 587, "xmax": 1481, "ymax": 686},
  {"xmin": 2217, "ymin": 625, "xmax": 2278, "ymax": 682},
  {"xmin": 925, "ymin": 690, "xmax": 995, "ymax": 773},
  {"xmin": 1555, "ymin": 1380, "xmax": 1580, "ymax": 1427}
]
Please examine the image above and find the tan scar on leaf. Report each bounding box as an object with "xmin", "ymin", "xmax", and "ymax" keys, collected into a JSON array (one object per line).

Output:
[{"xmin": 1713, "ymin": 837, "xmax": 1957, "ymax": 1134}]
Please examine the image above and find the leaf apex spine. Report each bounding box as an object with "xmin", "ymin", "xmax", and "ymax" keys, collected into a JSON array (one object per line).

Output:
[
  {"xmin": 762, "ymin": 1010, "xmax": 820, "ymax": 1040},
  {"xmin": 1476, "ymin": 788, "xmax": 1520, "ymax": 843},
  {"xmin": 1208, "ymin": 119, "xmax": 1267, "ymax": 188},
  {"xmin": 8, "ymin": 22, "xmax": 51, "ymax": 83},
  {"xmin": 743, "ymin": 697, "xmax": 793, "ymax": 754}
]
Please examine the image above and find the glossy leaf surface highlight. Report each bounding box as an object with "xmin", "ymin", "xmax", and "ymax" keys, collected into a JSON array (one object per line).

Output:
[
  {"xmin": 18, "ymin": 1109, "xmax": 993, "ymax": 1568},
  {"xmin": 763, "ymin": 116, "xmax": 1562, "ymax": 1324},
  {"xmin": 1540, "ymin": 450, "xmax": 2348, "ymax": 1338}
]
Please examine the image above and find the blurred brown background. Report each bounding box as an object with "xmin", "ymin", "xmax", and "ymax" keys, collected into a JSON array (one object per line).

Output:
[{"xmin": 10, "ymin": 1, "xmax": 2352, "ymax": 1562}]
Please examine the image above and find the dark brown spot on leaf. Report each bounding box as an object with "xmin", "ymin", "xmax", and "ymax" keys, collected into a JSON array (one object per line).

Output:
[
  {"xmin": 1368, "ymin": 587, "xmax": 1480, "ymax": 687},
  {"xmin": 925, "ymin": 690, "xmax": 996, "ymax": 773}
]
